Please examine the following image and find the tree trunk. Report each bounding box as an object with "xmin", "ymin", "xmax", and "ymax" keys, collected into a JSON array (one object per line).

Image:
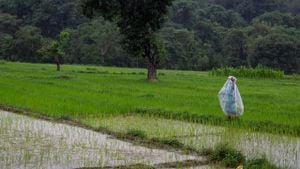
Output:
[
  {"xmin": 54, "ymin": 55, "xmax": 60, "ymax": 71},
  {"xmin": 143, "ymin": 40, "xmax": 159, "ymax": 81},
  {"xmin": 56, "ymin": 62, "xmax": 60, "ymax": 71},
  {"xmin": 144, "ymin": 56, "xmax": 157, "ymax": 81}
]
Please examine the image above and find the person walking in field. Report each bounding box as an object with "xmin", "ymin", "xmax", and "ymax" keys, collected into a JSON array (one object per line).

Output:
[{"xmin": 218, "ymin": 76, "xmax": 244, "ymax": 119}]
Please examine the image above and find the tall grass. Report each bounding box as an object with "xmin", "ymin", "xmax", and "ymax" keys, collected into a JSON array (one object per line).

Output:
[{"xmin": 211, "ymin": 66, "xmax": 284, "ymax": 78}]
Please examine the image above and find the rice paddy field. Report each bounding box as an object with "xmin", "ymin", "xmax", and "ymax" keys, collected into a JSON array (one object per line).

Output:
[{"xmin": 0, "ymin": 61, "xmax": 300, "ymax": 168}]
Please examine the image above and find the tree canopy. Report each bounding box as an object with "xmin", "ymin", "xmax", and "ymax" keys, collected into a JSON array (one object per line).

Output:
[
  {"xmin": 1, "ymin": 0, "xmax": 300, "ymax": 74},
  {"xmin": 81, "ymin": 0, "xmax": 174, "ymax": 80}
]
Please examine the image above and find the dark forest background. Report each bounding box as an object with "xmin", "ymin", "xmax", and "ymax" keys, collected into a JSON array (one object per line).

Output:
[{"xmin": 1, "ymin": 0, "xmax": 300, "ymax": 73}]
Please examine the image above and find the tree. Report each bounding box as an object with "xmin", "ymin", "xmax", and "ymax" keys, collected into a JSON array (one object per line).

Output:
[
  {"xmin": 170, "ymin": 0, "xmax": 198, "ymax": 28},
  {"xmin": 253, "ymin": 11, "xmax": 297, "ymax": 28},
  {"xmin": 212, "ymin": 0, "xmax": 241, "ymax": 9},
  {"xmin": 223, "ymin": 29, "xmax": 248, "ymax": 67},
  {"xmin": 202, "ymin": 5, "xmax": 245, "ymax": 28},
  {"xmin": 194, "ymin": 20, "xmax": 226, "ymax": 68},
  {"xmin": 0, "ymin": 0, "xmax": 86, "ymax": 38},
  {"xmin": 63, "ymin": 17, "xmax": 133, "ymax": 66},
  {"xmin": 13, "ymin": 26, "xmax": 44, "ymax": 62},
  {"xmin": 250, "ymin": 33, "xmax": 300, "ymax": 74},
  {"xmin": 160, "ymin": 26, "xmax": 208, "ymax": 70},
  {"xmin": 81, "ymin": 0, "xmax": 174, "ymax": 80},
  {"xmin": 31, "ymin": 0, "xmax": 86, "ymax": 37},
  {"xmin": 0, "ymin": 33, "xmax": 13, "ymax": 60},
  {"xmin": 213, "ymin": 0, "xmax": 287, "ymax": 22},
  {"xmin": 287, "ymin": 0, "xmax": 300, "ymax": 14},
  {"xmin": 0, "ymin": 12, "xmax": 20, "ymax": 60},
  {"xmin": 237, "ymin": 0, "xmax": 286, "ymax": 22},
  {"xmin": 0, "ymin": 12, "xmax": 21, "ymax": 34},
  {"xmin": 0, "ymin": 0, "xmax": 35, "ymax": 19},
  {"xmin": 38, "ymin": 31, "xmax": 70, "ymax": 71}
]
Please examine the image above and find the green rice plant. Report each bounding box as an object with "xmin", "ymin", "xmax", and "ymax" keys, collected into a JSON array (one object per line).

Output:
[
  {"xmin": 0, "ymin": 61, "xmax": 299, "ymax": 137},
  {"xmin": 57, "ymin": 114, "xmax": 72, "ymax": 121},
  {"xmin": 55, "ymin": 75, "xmax": 72, "ymax": 80},
  {"xmin": 159, "ymin": 138, "xmax": 183, "ymax": 147},
  {"xmin": 86, "ymin": 67, "xmax": 97, "ymax": 71},
  {"xmin": 135, "ymin": 108, "xmax": 224, "ymax": 125},
  {"xmin": 137, "ymin": 93, "xmax": 155, "ymax": 98},
  {"xmin": 126, "ymin": 129, "xmax": 147, "ymax": 139},
  {"xmin": 211, "ymin": 65, "xmax": 284, "ymax": 78},
  {"xmin": 202, "ymin": 144, "xmax": 284, "ymax": 169},
  {"xmin": 135, "ymin": 108, "xmax": 300, "ymax": 137},
  {"xmin": 205, "ymin": 144, "xmax": 245, "ymax": 168},
  {"xmin": 112, "ymin": 164, "xmax": 155, "ymax": 169},
  {"xmin": 158, "ymin": 72, "xmax": 166, "ymax": 76},
  {"xmin": 245, "ymin": 158, "xmax": 281, "ymax": 169}
]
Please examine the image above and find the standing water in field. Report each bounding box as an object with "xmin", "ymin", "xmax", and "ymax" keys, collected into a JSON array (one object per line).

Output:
[
  {"xmin": 0, "ymin": 111, "xmax": 203, "ymax": 169},
  {"xmin": 218, "ymin": 76, "xmax": 244, "ymax": 117}
]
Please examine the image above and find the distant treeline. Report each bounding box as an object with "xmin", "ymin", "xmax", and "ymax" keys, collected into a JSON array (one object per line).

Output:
[{"xmin": 0, "ymin": 0, "xmax": 299, "ymax": 73}]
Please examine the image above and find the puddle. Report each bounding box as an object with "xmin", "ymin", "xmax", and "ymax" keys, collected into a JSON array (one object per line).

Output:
[{"xmin": 0, "ymin": 111, "xmax": 203, "ymax": 169}]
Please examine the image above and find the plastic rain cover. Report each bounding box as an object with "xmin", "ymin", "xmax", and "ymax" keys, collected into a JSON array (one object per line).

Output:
[{"xmin": 218, "ymin": 76, "xmax": 244, "ymax": 117}]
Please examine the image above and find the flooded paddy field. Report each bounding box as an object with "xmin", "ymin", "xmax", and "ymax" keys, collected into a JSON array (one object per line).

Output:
[
  {"xmin": 181, "ymin": 129, "xmax": 300, "ymax": 169},
  {"xmin": 84, "ymin": 115, "xmax": 300, "ymax": 169},
  {"xmin": 1, "ymin": 110, "xmax": 299, "ymax": 169},
  {"xmin": 0, "ymin": 111, "xmax": 210, "ymax": 169}
]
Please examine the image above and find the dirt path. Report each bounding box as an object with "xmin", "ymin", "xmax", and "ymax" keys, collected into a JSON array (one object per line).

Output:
[{"xmin": 0, "ymin": 110, "xmax": 211, "ymax": 169}]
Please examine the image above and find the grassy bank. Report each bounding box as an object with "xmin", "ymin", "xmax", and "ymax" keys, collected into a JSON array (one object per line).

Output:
[{"xmin": 0, "ymin": 61, "xmax": 299, "ymax": 135}]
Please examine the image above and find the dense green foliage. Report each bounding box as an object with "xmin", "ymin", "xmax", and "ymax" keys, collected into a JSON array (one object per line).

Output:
[
  {"xmin": 0, "ymin": 0, "xmax": 299, "ymax": 73},
  {"xmin": 0, "ymin": 62, "xmax": 299, "ymax": 136},
  {"xmin": 81, "ymin": 0, "xmax": 174, "ymax": 80}
]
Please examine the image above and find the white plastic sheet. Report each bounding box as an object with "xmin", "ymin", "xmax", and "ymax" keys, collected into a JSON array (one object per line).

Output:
[{"xmin": 218, "ymin": 76, "xmax": 244, "ymax": 117}]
